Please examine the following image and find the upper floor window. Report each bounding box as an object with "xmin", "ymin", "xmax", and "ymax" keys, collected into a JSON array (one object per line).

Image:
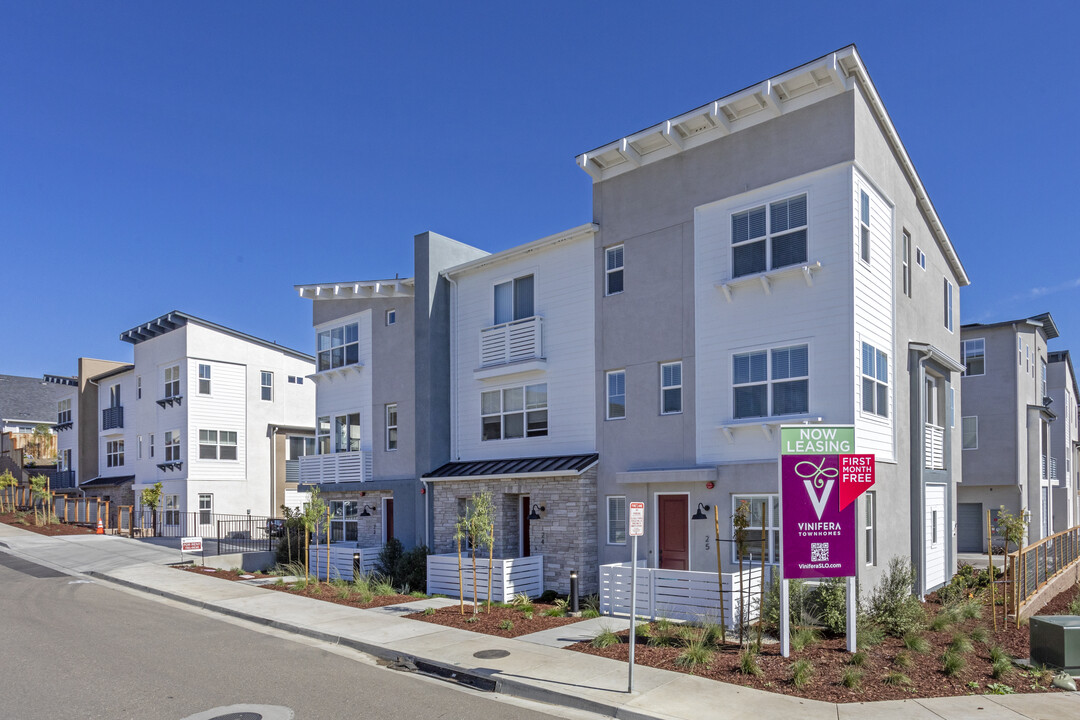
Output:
[
  {"xmin": 260, "ymin": 371, "xmax": 273, "ymax": 401},
  {"xmin": 901, "ymin": 231, "xmax": 911, "ymax": 297},
  {"xmin": 386, "ymin": 309, "xmax": 396, "ymax": 326},
  {"xmin": 605, "ymin": 245, "xmax": 624, "ymax": 296},
  {"xmin": 660, "ymin": 362, "xmax": 682, "ymax": 415},
  {"xmin": 861, "ymin": 342, "xmax": 888, "ymax": 418},
  {"xmin": 164, "ymin": 430, "xmax": 181, "ymax": 461},
  {"xmin": 287, "ymin": 375, "xmax": 303, "ymax": 384},
  {"xmin": 916, "ymin": 248, "xmax": 926, "ymax": 268},
  {"xmin": 733, "ymin": 344, "xmax": 808, "ymax": 419},
  {"xmin": 199, "ymin": 429, "xmax": 237, "ymax": 460},
  {"xmin": 164, "ymin": 365, "xmax": 181, "ymax": 399},
  {"xmin": 494, "ymin": 274, "xmax": 534, "ymax": 325},
  {"xmin": 859, "ymin": 191, "xmax": 871, "ymax": 263},
  {"xmin": 1040, "ymin": 359, "xmax": 1047, "ymax": 398},
  {"xmin": 317, "ymin": 322, "xmax": 359, "ymax": 372},
  {"xmin": 962, "ymin": 416, "xmax": 978, "ymax": 450},
  {"xmin": 106, "ymin": 440, "xmax": 124, "ymax": 468},
  {"xmin": 943, "ymin": 279, "xmax": 954, "ymax": 332},
  {"xmin": 731, "ymin": 194, "xmax": 807, "ymax": 278},
  {"xmin": 57, "ymin": 399, "xmax": 71, "ymax": 424},
  {"xmin": 481, "ymin": 383, "xmax": 547, "ymax": 440},
  {"xmin": 334, "ymin": 413, "xmax": 362, "ymax": 453},
  {"xmin": 385, "ymin": 404, "xmax": 398, "ymax": 451},
  {"xmin": 198, "ymin": 364, "xmax": 211, "ymax": 394},
  {"xmin": 962, "ymin": 339, "xmax": 985, "ymax": 376},
  {"xmin": 287, "ymin": 436, "xmax": 315, "ymax": 460},
  {"xmin": 109, "ymin": 383, "xmax": 121, "ymax": 408},
  {"xmin": 136, "ymin": 376, "xmax": 142, "ymax": 400},
  {"xmin": 316, "ymin": 416, "xmax": 330, "ymax": 454},
  {"xmin": 607, "ymin": 370, "xmax": 626, "ymax": 420}
]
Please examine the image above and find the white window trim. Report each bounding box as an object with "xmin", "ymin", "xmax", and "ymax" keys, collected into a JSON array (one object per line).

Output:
[
  {"xmin": 164, "ymin": 364, "xmax": 181, "ymax": 399},
  {"xmin": 316, "ymin": 319, "xmax": 361, "ymax": 373},
  {"xmin": 859, "ymin": 190, "xmax": 871, "ymax": 265},
  {"xmin": 605, "ymin": 245, "xmax": 624, "ymax": 296},
  {"xmin": 730, "ymin": 494, "xmax": 779, "ymax": 565},
  {"xmin": 660, "ymin": 361, "xmax": 682, "ymax": 415},
  {"xmin": 901, "ymin": 230, "xmax": 911, "ymax": 298},
  {"xmin": 731, "ymin": 343, "xmax": 810, "ymax": 420},
  {"xmin": 385, "ymin": 403, "xmax": 398, "ymax": 452},
  {"xmin": 198, "ymin": 363, "xmax": 212, "ymax": 395},
  {"xmin": 607, "ymin": 495, "xmax": 627, "ymax": 545},
  {"xmin": 865, "ymin": 491, "xmax": 876, "ymax": 566},
  {"xmin": 944, "ymin": 278, "xmax": 954, "ymax": 332},
  {"xmin": 106, "ymin": 440, "xmax": 124, "ymax": 468},
  {"xmin": 260, "ymin": 371, "xmax": 274, "ymax": 402},
  {"xmin": 730, "ymin": 193, "xmax": 809, "ymax": 279},
  {"xmin": 962, "ymin": 338, "xmax": 986, "ymax": 377},
  {"xmin": 480, "ymin": 383, "xmax": 548, "ymax": 441},
  {"xmin": 164, "ymin": 430, "xmax": 181, "ymax": 462},
  {"xmin": 860, "ymin": 341, "xmax": 889, "ymax": 419},
  {"xmin": 916, "ymin": 247, "xmax": 926, "ymax": 269},
  {"xmin": 198, "ymin": 429, "xmax": 238, "ymax": 461},
  {"xmin": 386, "ymin": 309, "xmax": 396, "ymax": 326},
  {"xmin": 606, "ymin": 370, "xmax": 626, "ymax": 420}
]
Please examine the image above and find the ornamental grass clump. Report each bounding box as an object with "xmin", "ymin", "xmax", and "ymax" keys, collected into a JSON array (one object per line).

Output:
[
  {"xmin": 848, "ymin": 651, "xmax": 867, "ymax": 667},
  {"xmin": 738, "ymin": 650, "xmax": 763, "ymax": 677},
  {"xmin": 791, "ymin": 627, "xmax": 820, "ymax": 652},
  {"xmin": 674, "ymin": 635, "xmax": 714, "ymax": 671},
  {"xmin": 970, "ymin": 626, "xmax": 989, "ymax": 645},
  {"xmin": 591, "ymin": 628, "xmax": 620, "ymax": 649},
  {"xmin": 790, "ymin": 659, "xmax": 814, "ymax": 689},
  {"xmin": 882, "ymin": 671, "xmax": 911, "ymax": 686},
  {"xmin": 903, "ymin": 633, "xmax": 930, "ymax": 653},
  {"xmin": 942, "ymin": 650, "xmax": 966, "ymax": 676},
  {"xmin": 841, "ymin": 667, "xmax": 862, "ymax": 690},
  {"xmin": 949, "ymin": 633, "xmax": 973, "ymax": 654},
  {"xmin": 893, "ymin": 651, "xmax": 912, "ymax": 669}
]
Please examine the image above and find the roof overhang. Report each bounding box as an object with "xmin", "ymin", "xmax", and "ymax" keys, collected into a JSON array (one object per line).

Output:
[
  {"xmin": 295, "ymin": 278, "xmax": 415, "ymax": 300},
  {"xmin": 962, "ymin": 313, "xmax": 1059, "ymax": 341},
  {"xmin": 90, "ymin": 365, "xmax": 135, "ymax": 383},
  {"xmin": 909, "ymin": 342, "xmax": 965, "ymax": 374},
  {"xmin": 422, "ymin": 453, "xmax": 599, "ymax": 481},
  {"xmin": 120, "ymin": 311, "xmax": 313, "ymax": 362},
  {"xmin": 575, "ymin": 45, "xmax": 968, "ymax": 287},
  {"xmin": 80, "ymin": 475, "xmax": 135, "ymax": 487},
  {"xmin": 442, "ymin": 224, "xmax": 599, "ymax": 278}
]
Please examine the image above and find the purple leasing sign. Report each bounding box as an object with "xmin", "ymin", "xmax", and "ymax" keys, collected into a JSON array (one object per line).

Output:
[{"xmin": 780, "ymin": 427, "xmax": 857, "ymax": 579}]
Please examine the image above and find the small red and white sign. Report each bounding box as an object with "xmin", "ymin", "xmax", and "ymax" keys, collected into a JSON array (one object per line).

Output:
[
  {"xmin": 181, "ymin": 537, "xmax": 203, "ymax": 553},
  {"xmin": 838, "ymin": 454, "xmax": 875, "ymax": 511},
  {"xmin": 629, "ymin": 502, "xmax": 645, "ymax": 537}
]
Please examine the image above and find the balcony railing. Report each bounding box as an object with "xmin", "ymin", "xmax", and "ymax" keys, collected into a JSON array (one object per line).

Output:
[
  {"xmin": 102, "ymin": 406, "xmax": 124, "ymax": 430},
  {"xmin": 298, "ymin": 450, "xmax": 373, "ymax": 485},
  {"xmin": 479, "ymin": 316, "xmax": 543, "ymax": 368},
  {"xmin": 924, "ymin": 423, "xmax": 945, "ymax": 470},
  {"xmin": 53, "ymin": 470, "xmax": 76, "ymax": 489}
]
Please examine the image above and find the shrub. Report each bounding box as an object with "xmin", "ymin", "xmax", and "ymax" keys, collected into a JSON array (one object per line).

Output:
[
  {"xmin": 522, "ymin": 611, "xmax": 534, "ymax": 620},
  {"xmin": 465, "ymin": 615, "xmax": 478, "ymax": 624},
  {"xmin": 498, "ymin": 619, "xmax": 514, "ymax": 631},
  {"xmin": 985, "ymin": 683, "xmax": 1015, "ymax": 695},
  {"xmin": 790, "ymin": 659, "xmax": 813, "ymax": 689},
  {"xmin": 544, "ymin": 606, "xmax": 566, "ymax": 618},
  {"xmin": 867, "ymin": 557, "xmax": 926, "ymax": 637},
  {"xmin": 398, "ymin": 545, "xmax": 430, "ymax": 592},
  {"xmin": 903, "ymin": 633, "xmax": 930, "ymax": 653},
  {"xmin": 811, "ymin": 577, "xmax": 848, "ymax": 635},
  {"xmin": 376, "ymin": 537, "xmax": 405, "ymax": 580},
  {"xmin": 942, "ymin": 650, "xmax": 966, "ymax": 676},
  {"xmin": 583, "ymin": 594, "xmax": 601, "ymax": 614},
  {"xmin": 738, "ymin": 650, "xmax": 763, "ymax": 676},
  {"xmin": 591, "ymin": 628, "xmax": 620, "ymax": 648},
  {"xmin": 841, "ymin": 667, "xmax": 862, "ymax": 690},
  {"xmin": 423, "ymin": 606, "xmax": 436, "ymax": 616},
  {"xmin": 1067, "ymin": 585, "xmax": 1080, "ymax": 615}
]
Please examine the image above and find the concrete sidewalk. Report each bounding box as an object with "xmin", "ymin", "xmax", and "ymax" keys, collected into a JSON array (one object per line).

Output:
[{"xmin": 2, "ymin": 523, "xmax": 1078, "ymax": 720}]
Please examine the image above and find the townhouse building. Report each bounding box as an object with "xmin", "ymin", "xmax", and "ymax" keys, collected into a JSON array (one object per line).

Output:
[
  {"xmin": 1047, "ymin": 350, "xmax": 1077, "ymax": 533},
  {"xmin": 298, "ymin": 45, "xmax": 968, "ymax": 597},
  {"xmin": 958, "ymin": 313, "xmax": 1058, "ymax": 550},
  {"xmin": 52, "ymin": 359, "xmax": 131, "ymax": 493},
  {"xmin": 103, "ymin": 311, "xmax": 317, "ymax": 522}
]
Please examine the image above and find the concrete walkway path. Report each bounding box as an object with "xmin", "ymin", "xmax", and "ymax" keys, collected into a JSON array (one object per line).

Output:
[{"xmin": 2, "ymin": 523, "xmax": 1077, "ymax": 720}]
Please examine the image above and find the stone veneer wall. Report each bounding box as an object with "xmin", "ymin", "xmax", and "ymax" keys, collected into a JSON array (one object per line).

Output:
[
  {"xmin": 81, "ymin": 482, "xmax": 135, "ymax": 509},
  {"xmin": 319, "ymin": 489, "xmax": 392, "ymax": 549},
  {"xmin": 431, "ymin": 468, "xmax": 598, "ymax": 595}
]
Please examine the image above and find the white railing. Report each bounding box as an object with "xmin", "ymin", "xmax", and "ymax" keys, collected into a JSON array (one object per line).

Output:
[
  {"xmin": 308, "ymin": 542, "xmax": 383, "ymax": 581},
  {"xmin": 924, "ymin": 423, "xmax": 945, "ymax": 470},
  {"xmin": 426, "ymin": 553, "xmax": 543, "ymax": 602},
  {"xmin": 599, "ymin": 562, "xmax": 762, "ymax": 627},
  {"xmin": 298, "ymin": 451, "xmax": 372, "ymax": 484},
  {"xmin": 479, "ymin": 316, "xmax": 543, "ymax": 367}
]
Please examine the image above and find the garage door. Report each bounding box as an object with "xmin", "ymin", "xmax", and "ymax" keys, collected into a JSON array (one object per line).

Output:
[
  {"xmin": 925, "ymin": 485, "xmax": 947, "ymax": 591},
  {"xmin": 957, "ymin": 503, "xmax": 983, "ymax": 553}
]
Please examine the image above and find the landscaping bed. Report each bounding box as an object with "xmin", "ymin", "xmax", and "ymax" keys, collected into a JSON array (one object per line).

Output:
[
  {"xmin": 408, "ymin": 601, "xmax": 586, "ymax": 638},
  {"xmin": 180, "ymin": 565, "xmax": 419, "ymax": 609},
  {"xmin": 1, "ymin": 513, "xmax": 95, "ymax": 536},
  {"xmin": 568, "ymin": 567, "xmax": 1080, "ymax": 704}
]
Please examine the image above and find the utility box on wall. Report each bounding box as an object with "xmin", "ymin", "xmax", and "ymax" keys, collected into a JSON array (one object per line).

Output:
[{"xmin": 1029, "ymin": 615, "xmax": 1080, "ymax": 674}]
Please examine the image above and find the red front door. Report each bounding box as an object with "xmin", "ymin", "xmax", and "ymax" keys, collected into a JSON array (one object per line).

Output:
[{"xmin": 658, "ymin": 495, "xmax": 689, "ymax": 570}]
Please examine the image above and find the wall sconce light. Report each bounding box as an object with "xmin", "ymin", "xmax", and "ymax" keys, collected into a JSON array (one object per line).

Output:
[
  {"xmin": 359, "ymin": 504, "xmax": 376, "ymax": 517},
  {"xmin": 528, "ymin": 504, "xmax": 545, "ymax": 521},
  {"xmin": 691, "ymin": 502, "xmax": 710, "ymax": 520}
]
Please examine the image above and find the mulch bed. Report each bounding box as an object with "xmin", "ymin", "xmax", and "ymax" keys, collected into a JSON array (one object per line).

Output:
[
  {"xmin": 568, "ymin": 581, "xmax": 1080, "ymax": 703},
  {"xmin": 408, "ymin": 603, "xmax": 586, "ymax": 638},
  {"xmin": 0, "ymin": 514, "xmax": 96, "ymax": 536},
  {"xmin": 180, "ymin": 565, "xmax": 418, "ymax": 609}
]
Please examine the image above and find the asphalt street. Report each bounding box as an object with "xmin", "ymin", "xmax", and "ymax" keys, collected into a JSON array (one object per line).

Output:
[{"xmin": 0, "ymin": 554, "xmax": 585, "ymax": 720}]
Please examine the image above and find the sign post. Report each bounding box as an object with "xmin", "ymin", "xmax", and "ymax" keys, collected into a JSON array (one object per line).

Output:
[
  {"xmin": 181, "ymin": 536, "xmax": 203, "ymax": 566},
  {"xmin": 627, "ymin": 501, "xmax": 644, "ymax": 693},
  {"xmin": 779, "ymin": 426, "xmax": 874, "ymax": 656}
]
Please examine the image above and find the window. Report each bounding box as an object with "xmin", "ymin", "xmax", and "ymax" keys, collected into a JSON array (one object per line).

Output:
[
  {"xmin": 109, "ymin": 383, "xmax": 121, "ymax": 407},
  {"xmin": 481, "ymin": 383, "xmax": 547, "ymax": 440},
  {"xmin": 865, "ymin": 492, "xmax": 876, "ymax": 566},
  {"xmin": 198, "ymin": 364, "xmax": 211, "ymax": 394},
  {"xmin": 606, "ymin": 370, "xmax": 626, "ymax": 420},
  {"xmin": 316, "ymin": 416, "xmax": 330, "ymax": 454},
  {"xmin": 943, "ymin": 279, "xmax": 953, "ymax": 331},
  {"xmin": 137, "ymin": 376, "xmax": 142, "ymax": 400},
  {"xmin": 605, "ymin": 245, "xmax": 624, "ymax": 295},
  {"xmin": 731, "ymin": 495, "xmax": 779, "ymax": 564},
  {"xmin": 164, "ymin": 495, "xmax": 179, "ymax": 525},
  {"xmin": 61, "ymin": 448, "xmax": 71, "ymax": 471},
  {"xmin": 385, "ymin": 404, "xmax": 398, "ymax": 451},
  {"xmin": 317, "ymin": 321, "xmax": 359, "ymax": 372},
  {"xmin": 1040, "ymin": 359, "xmax": 1047, "ymax": 398},
  {"xmin": 164, "ymin": 365, "xmax": 181, "ymax": 399},
  {"xmin": 494, "ymin": 274, "xmax": 534, "ymax": 324},
  {"xmin": 137, "ymin": 435, "xmax": 142, "ymax": 459},
  {"xmin": 149, "ymin": 433, "xmax": 155, "ymax": 458},
  {"xmin": 607, "ymin": 496, "xmax": 627, "ymax": 544},
  {"xmin": 731, "ymin": 194, "xmax": 807, "ymax": 277},
  {"xmin": 199, "ymin": 430, "xmax": 237, "ymax": 460},
  {"xmin": 287, "ymin": 436, "xmax": 315, "ymax": 459},
  {"xmin": 198, "ymin": 494, "xmax": 212, "ymax": 525},
  {"xmin": 287, "ymin": 375, "xmax": 304, "ymax": 384},
  {"xmin": 962, "ymin": 417, "xmax": 978, "ymax": 449},
  {"xmin": 260, "ymin": 371, "xmax": 273, "ymax": 401},
  {"xmin": 861, "ymin": 342, "xmax": 889, "ymax": 418},
  {"xmin": 962, "ymin": 339, "xmax": 985, "ymax": 376},
  {"xmin": 859, "ymin": 191, "xmax": 871, "ymax": 263},
  {"xmin": 901, "ymin": 231, "xmax": 911, "ymax": 297},
  {"xmin": 57, "ymin": 399, "xmax": 71, "ymax": 424},
  {"xmin": 329, "ymin": 500, "xmax": 359, "ymax": 542},
  {"xmin": 106, "ymin": 440, "xmax": 124, "ymax": 468},
  {"xmin": 386, "ymin": 309, "xmax": 396, "ymax": 325},
  {"xmin": 916, "ymin": 247, "xmax": 926, "ymax": 268},
  {"xmin": 732, "ymin": 344, "xmax": 808, "ymax": 419},
  {"xmin": 164, "ymin": 430, "xmax": 181, "ymax": 462},
  {"xmin": 660, "ymin": 362, "xmax": 682, "ymax": 414},
  {"xmin": 931, "ymin": 509, "xmax": 939, "ymax": 545},
  {"xmin": 330, "ymin": 413, "xmax": 362, "ymax": 452}
]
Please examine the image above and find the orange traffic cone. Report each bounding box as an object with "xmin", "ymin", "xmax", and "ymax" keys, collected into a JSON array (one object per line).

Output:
[{"xmin": 96, "ymin": 517, "xmax": 104, "ymax": 535}]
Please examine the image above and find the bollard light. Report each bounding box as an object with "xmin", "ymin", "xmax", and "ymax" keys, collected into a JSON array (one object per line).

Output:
[
  {"xmin": 353, "ymin": 552, "xmax": 361, "ymax": 582},
  {"xmin": 570, "ymin": 570, "xmax": 579, "ymax": 614}
]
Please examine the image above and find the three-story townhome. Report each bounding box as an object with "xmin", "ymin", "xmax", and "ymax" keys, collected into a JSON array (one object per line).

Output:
[
  {"xmin": 958, "ymin": 313, "xmax": 1057, "ymax": 550},
  {"xmin": 1047, "ymin": 350, "xmax": 1078, "ymax": 533},
  {"xmin": 579, "ymin": 45, "xmax": 968, "ymax": 596},
  {"xmin": 119, "ymin": 311, "xmax": 315, "ymax": 524},
  {"xmin": 81, "ymin": 363, "xmax": 138, "ymax": 506}
]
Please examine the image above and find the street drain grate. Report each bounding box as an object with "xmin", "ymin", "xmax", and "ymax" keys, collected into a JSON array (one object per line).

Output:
[
  {"xmin": 209, "ymin": 714, "xmax": 262, "ymax": 720},
  {"xmin": 473, "ymin": 649, "xmax": 510, "ymax": 659}
]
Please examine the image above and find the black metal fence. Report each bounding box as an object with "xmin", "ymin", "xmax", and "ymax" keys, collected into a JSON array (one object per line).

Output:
[{"xmin": 118, "ymin": 508, "xmax": 278, "ymax": 555}]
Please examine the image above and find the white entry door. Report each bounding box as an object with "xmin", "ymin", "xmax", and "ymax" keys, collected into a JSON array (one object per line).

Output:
[{"xmin": 924, "ymin": 484, "xmax": 946, "ymax": 591}]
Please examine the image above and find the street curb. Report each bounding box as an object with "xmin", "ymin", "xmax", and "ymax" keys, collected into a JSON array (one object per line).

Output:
[{"xmin": 87, "ymin": 570, "xmax": 670, "ymax": 720}]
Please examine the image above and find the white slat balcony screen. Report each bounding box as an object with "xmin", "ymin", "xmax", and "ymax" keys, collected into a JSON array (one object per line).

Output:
[
  {"xmin": 479, "ymin": 316, "xmax": 543, "ymax": 367},
  {"xmin": 298, "ymin": 450, "xmax": 372, "ymax": 484},
  {"xmin": 924, "ymin": 423, "xmax": 945, "ymax": 470}
]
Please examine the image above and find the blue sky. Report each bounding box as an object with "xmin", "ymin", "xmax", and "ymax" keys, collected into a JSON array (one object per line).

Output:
[{"xmin": 2, "ymin": 2, "xmax": 1078, "ymax": 378}]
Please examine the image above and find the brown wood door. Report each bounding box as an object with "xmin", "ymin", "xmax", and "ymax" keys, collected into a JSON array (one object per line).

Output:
[
  {"xmin": 521, "ymin": 495, "xmax": 531, "ymax": 557},
  {"xmin": 658, "ymin": 495, "xmax": 689, "ymax": 570},
  {"xmin": 384, "ymin": 498, "xmax": 394, "ymax": 541}
]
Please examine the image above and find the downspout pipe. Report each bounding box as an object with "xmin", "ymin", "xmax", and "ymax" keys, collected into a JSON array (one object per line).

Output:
[{"xmin": 913, "ymin": 346, "xmax": 933, "ymax": 599}]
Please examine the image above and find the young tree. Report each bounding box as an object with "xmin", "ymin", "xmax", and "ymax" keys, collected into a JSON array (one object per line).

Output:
[
  {"xmin": 996, "ymin": 505, "xmax": 1029, "ymax": 623},
  {"xmin": 140, "ymin": 482, "xmax": 164, "ymax": 536},
  {"xmin": 29, "ymin": 474, "xmax": 50, "ymax": 525},
  {"xmin": 300, "ymin": 487, "xmax": 327, "ymax": 582},
  {"xmin": 732, "ymin": 500, "xmax": 751, "ymax": 647},
  {"xmin": 453, "ymin": 492, "xmax": 496, "ymax": 614},
  {"xmin": 0, "ymin": 469, "xmax": 17, "ymax": 513}
]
